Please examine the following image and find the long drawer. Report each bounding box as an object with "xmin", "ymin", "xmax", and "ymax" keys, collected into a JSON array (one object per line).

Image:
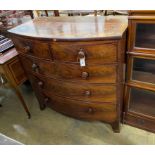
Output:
[
  {"xmin": 42, "ymin": 91, "xmax": 117, "ymax": 122},
  {"xmin": 12, "ymin": 37, "xmax": 52, "ymax": 59},
  {"xmin": 52, "ymin": 41, "xmax": 117, "ymax": 64},
  {"xmin": 28, "ymin": 73, "xmax": 117, "ymax": 103},
  {"xmin": 20, "ymin": 55, "xmax": 117, "ymax": 84}
]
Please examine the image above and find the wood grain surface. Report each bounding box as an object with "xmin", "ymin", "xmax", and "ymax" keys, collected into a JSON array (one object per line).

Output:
[{"xmin": 8, "ymin": 16, "xmax": 127, "ymax": 41}]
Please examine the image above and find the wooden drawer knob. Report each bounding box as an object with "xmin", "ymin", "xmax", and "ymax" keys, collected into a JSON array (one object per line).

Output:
[
  {"xmin": 24, "ymin": 46, "xmax": 31, "ymax": 52},
  {"xmin": 87, "ymin": 107, "xmax": 93, "ymax": 114},
  {"xmin": 38, "ymin": 81, "xmax": 43, "ymax": 88},
  {"xmin": 81, "ymin": 72, "xmax": 89, "ymax": 79},
  {"xmin": 32, "ymin": 63, "xmax": 39, "ymax": 72},
  {"xmin": 78, "ymin": 49, "xmax": 85, "ymax": 59},
  {"xmin": 85, "ymin": 90, "xmax": 91, "ymax": 96}
]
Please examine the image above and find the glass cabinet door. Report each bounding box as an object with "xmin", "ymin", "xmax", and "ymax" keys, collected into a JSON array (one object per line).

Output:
[
  {"xmin": 131, "ymin": 57, "xmax": 155, "ymax": 84},
  {"xmin": 135, "ymin": 23, "xmax": 155, "ymax": 49},
  {"xmin": 129, "ymin": 87, "xmax": 155, "ymax": 117}
]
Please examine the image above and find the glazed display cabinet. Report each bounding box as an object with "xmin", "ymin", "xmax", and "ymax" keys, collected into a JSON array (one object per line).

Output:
[{"xmin": 124, "ymin": 11, "xmax": 155, "ymax": 132}]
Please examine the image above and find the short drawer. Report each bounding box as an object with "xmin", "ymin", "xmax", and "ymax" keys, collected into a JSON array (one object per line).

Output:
[
  {"xmin": 20, "ymin": 55, "xmax": 55, "ymax": 76},
  {"xmin": 12, "ymin": 37, "xmax": 51, "ymax": 59},
  {"xmin": 43, "ymin": 91, "xmax": 117, "ymax": 122},
  {"xmin": 20, "ymin": 55, "xmax": 117, "ymax": 84},
  {"xmin": 29, "ymin": 74, "xmax": 117, "ymax": 103},
  {"xmin": 52, "ymin": 41, "xmax": 117, "ymax": 64}
]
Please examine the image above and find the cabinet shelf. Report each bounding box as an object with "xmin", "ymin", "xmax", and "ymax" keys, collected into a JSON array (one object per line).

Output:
[
  {"xmin": 132, "ymin": 70, "xmax": 155, "ymax": 84},
  {"xmin": 129, "ymin": 87, "xmax": 155, "ymax": 118},
  {"xmin": 131, "ymin": 57, "xmax": 155, "ymax": 84},
  {"xmin": 135, "ymin": 23, "xmax": 155, "ymax": 49}
]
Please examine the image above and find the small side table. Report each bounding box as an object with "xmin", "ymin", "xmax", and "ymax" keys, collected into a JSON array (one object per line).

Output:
[{"xmin": 0, "ymin": 48, "xmax": 31, "ymax": 118}]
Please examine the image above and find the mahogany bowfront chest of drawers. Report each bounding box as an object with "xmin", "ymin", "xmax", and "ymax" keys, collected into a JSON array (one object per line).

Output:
[{"xmin": 8, "ymin": 16, "xmax": 127, "ymax": 132}]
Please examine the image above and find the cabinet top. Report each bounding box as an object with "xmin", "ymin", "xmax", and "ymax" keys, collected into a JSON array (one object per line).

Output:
[
  {"xmin": 128, "ymin": 10, "xmax": 155, "ymax": 16},
  {"xmin": 8, "ymin": 16, "xmax": 127, "ymax": 41},
  {"xmin": 0, "ymin": 48, "xmax": 18, "ymax": 65}
]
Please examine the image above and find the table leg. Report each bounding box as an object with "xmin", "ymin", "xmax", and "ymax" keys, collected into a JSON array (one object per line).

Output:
[{"xmin": 13, "ymin": 87, "xmax": 31, "ymax": 119}]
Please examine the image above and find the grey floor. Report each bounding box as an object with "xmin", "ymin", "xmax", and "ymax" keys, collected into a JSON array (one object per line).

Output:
[
  {"xmin": 0, "ymin": 133, "xmax": 22, "ymax": 145},
  {"xmin": 0, "ymin": 83, "xmax": 155, "ymax": 145}
]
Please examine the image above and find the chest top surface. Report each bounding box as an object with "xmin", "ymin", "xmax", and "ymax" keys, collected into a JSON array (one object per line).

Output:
[
  {"xmin": 0, "ymin": 48, "xmax": 18, "ymax": 65},
  {"xmin": 8, "ymin": 16, "xmax": 128, "ymax": 41}
]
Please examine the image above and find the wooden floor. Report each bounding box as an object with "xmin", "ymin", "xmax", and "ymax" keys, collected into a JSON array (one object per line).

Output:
[{"xmin": 0, "ymin": 84, "xmax": 155, "ymax": 145}]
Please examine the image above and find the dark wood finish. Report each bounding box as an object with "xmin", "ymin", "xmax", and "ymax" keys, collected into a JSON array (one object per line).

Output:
[
  {"xmin": 53, "ymin": 10, "xmax": 59, "ymax": 16},
  {"xmin": 7, "ymin": 58, "xmax": 26, "ymax": 85},
  {"xmin": 0, "ymin": 48, "xmax": 30, "ymax": 118},
  {"xmin": 45, "ymin": 10, "xmax": 49, "ymax": 17},
  {"xmin": 9, "ymin": 16, "xmax": 127, "ymax": 132},
  {"xmin": 52, "ymin": 41, "xmax": 117, "ymax": 63},
  {"xmin": 28, "ymin": 73, "xmax": 117, "ymax": 103},
  {"xmin": 124, "ymin": 113, "xmax": 155, "ymax": 133},
  {"xmin": 20, "ymin": 54, "xmax": 117, "ymax": 84},
  {"xmin": 12, "ymin": 37, "xmax": 52, "ymax": 59},
  {"xmin": 128, "ymin": 10, "xmax": 155, "ymax": 16},
  {"xmin": 124, "ymin": 11, "xmax": 155, "ymax": 133},
  {"xmin": 43, "ymin": 91, "xmax": 117, "ymax": 123}
]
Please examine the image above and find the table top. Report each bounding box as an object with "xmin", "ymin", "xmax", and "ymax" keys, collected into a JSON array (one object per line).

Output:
[
  {"xmin": 0, "ymin": 48, "xmax": 18, "ymax": 65},
  {"xmin": 8, "ymin": 16, "xmax": 128, "ymax": 41}
]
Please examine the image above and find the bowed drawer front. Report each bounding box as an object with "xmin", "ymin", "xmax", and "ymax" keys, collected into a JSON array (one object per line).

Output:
[
  {"xmin": 20, "ymin": 55, "xmax": 117, "ymax": 84},
  {"xmin": 42, "ymin": 91, "xmax": 117, "ymax": 122},
  {"xmin": 12, "ymin": 37, "xmax": 52, "ymax": 59},
  {"xmin": 29, "ymin": 74, "xmax": 117, "ymax": 103}
]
